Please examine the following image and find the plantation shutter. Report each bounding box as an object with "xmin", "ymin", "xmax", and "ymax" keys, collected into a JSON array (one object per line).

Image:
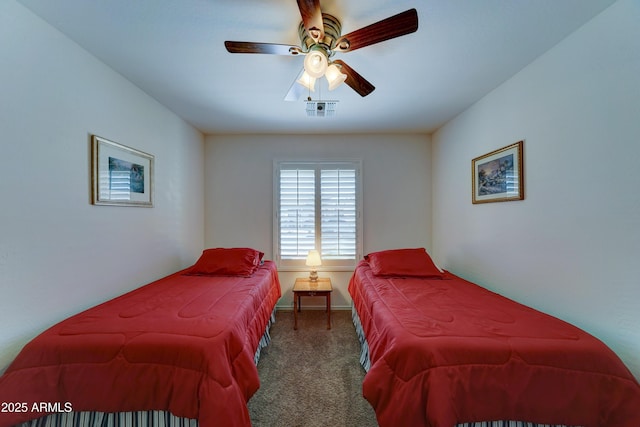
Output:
[
  {"xmin": 275, "ymin": 160, "xmax": 361, "ymax": 269},
  {"xmin": 279, "ymin": 168, "xmax": 316, "ymax": 259},
  {"xmin": 321, "ymin": 168, "xmax": 357, "ymax": 259}
]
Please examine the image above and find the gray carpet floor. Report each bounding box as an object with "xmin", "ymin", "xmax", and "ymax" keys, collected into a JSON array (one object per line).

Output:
[{"xmin": 248, "ymin": 310, "xmax": 379, "ymax": 427}]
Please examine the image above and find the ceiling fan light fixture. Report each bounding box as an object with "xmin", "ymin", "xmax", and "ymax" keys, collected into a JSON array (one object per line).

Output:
[
  {"xmin": 325, "ymin": 64, "xmax": 347, "ymax": 90},
  {"xmin": 226, "ymin": 7, "xmax": 419, "ymax": 100},
  {"xmin": 303, "ymin": 49, "xmax": 328, "ymax": 78},
  {"xmin": 297, "ymin": 71, "xmax": 317, "ymax": 91}
]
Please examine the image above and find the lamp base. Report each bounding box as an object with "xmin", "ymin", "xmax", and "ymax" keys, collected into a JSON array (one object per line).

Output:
[{"xmin": 309, "ymin": 269, "xmax": 318, "ymax": 281}]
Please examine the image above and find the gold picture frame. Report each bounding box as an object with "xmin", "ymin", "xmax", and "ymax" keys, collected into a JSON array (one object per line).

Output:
[
  {"xmin": 91, "ymin": 135, "xmax": 154, "ymax": 207},
  {"xmin": 472, "ymin": 141, "xmax": 524, "ymax": 204}
]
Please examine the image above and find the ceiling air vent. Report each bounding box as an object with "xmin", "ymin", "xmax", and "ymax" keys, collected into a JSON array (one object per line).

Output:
[{"xmin": 305, "ymin": 100, "xmax": 338, "ymax": 117}]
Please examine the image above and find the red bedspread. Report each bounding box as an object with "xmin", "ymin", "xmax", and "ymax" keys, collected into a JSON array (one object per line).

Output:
[
  {"xmin": 0, "ymin": 261, "xmax": 281, "ymax": 427},
  {"xmin": 349, "ymin": 261, "xmax": 640, "ymax": 427}
]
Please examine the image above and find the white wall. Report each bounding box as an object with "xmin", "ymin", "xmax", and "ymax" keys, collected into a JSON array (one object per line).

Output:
[
  {"xmin": 204, "ymin": 133, "xmax": 432, "ymax": 308},
  {"xmin": 432, "ymin": 0, "xmax": 640, "ymax": 380},
  {"xmin": 0, "ymin": 1, "xmax": 205, "ymax": 372}
]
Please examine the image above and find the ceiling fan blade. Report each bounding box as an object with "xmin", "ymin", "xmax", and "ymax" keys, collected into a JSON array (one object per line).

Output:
[
  {"xmin": 333, "ymin": 60, "xmax": 375, "ymax": 97},
  {"xmin": 296, "ymin": 0, "xmax": 324, "ymax": 42},
  {"xmin": 284, "ymin": 69, "xmax": 308, "ymax": 101},
  {"xmin": 333, "ymin": 8, "xmax": 418, "ymax": 53},
  {"xmin": 225, "ymin": 41, "xmax": 303, "ymax": 55}
]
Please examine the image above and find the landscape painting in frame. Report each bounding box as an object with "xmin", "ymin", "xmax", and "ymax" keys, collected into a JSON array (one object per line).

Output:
[
  {"xmin": 472, "ymin": 141, "xmax": 524, "ymax": 204},
  {"xmin": 91, "ymin": 135, "xmax": 154, "ymax": 207}
]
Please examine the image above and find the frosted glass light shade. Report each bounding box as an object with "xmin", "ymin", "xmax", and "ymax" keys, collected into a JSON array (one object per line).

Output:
[
  {"xmin": 297, "ymin": 71, "xmax": 316, "ymax": 91},
  {"xmin": 325, "ymin": 64, "xmax": 347, "ymax": 90},
  {"xmin": 303, "ymin": 50, "xmax": 328, "ymax": 78}
]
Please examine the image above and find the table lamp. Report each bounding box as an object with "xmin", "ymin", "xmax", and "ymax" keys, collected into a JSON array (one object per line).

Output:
[{"xmin": 305, "ymin": 250, "xmax": 322, "ymax": 281}]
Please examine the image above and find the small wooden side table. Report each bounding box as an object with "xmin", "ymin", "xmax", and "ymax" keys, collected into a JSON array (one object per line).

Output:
[{"xmin": 293, "ymin": 277, "xmax": 332, "ymax": 330}]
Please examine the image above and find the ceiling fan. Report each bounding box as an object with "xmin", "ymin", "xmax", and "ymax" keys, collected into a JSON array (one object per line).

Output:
[{"xmin": 224, "ymin": 0, "xmax": 418, "ymax": 100}]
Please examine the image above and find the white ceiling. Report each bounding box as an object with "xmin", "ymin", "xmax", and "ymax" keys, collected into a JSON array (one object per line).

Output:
[{"xmin": 18, "ymin": 0, "xmax": 616, "ymax": 135}]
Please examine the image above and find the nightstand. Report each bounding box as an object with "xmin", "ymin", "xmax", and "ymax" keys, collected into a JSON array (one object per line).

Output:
[{"xmin": 293, "ymin": 277, "xmax": 332, "ymax": 330}]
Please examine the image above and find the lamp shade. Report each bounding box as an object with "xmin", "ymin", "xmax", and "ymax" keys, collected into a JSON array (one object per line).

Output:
[
  {"xmin": 305, "ymin": 250, "xmax": 322, "ymax": 267},
  {"xmin": 296, "ymin": 71, "xmax": 316, "ymax": 91},
  {"xmin": 325, "ymin": 64, "xmax": 347, "ymax": 91},
  {"xmin": 303, "ymin": 50, "xmax": 328, "ymax": 78}
]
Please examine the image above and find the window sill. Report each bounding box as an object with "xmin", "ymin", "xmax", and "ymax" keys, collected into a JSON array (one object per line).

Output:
[{"xmin": 277, "ymin": 265, "xmax": 356, "ymax": 273}]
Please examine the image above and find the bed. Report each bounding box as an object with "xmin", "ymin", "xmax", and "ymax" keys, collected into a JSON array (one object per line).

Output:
[
  {"xmin": 0, "ymin": 248, "xmax": 282, "ymax": 427},
  {"xmin": 348, "ymin": 248, "xmax": 640, "ymax": 427}
]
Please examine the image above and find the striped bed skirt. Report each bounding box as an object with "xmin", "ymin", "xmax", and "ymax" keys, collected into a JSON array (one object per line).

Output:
[
  {"xmin": 19, "ymin": 411, "xmax": 197, "ymax": 427},
  {"xmin": 350, "ymin": 306, "xmax": 574, "ymax": 427},
  {"xmin": 17, "ymin": 310, "xmax": 277, "ymax": 427}
]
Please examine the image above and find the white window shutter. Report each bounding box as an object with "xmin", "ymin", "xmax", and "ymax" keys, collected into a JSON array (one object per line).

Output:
[
  {"xmin": 276, "ymin": 161, "xmax": 362, "ymax": 269},
  {"xmin": 279, "ymin": 169, "xmax": 316, "ymax": 259},
  {"xmin": 321, "ymin": 168, "xmax": 357, "ymax": 259}
]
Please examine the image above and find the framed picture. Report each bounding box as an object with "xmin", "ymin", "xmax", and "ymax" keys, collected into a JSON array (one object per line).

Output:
[
  {"xmin": 91, "ymin": 135, "xmax": 154, "ymax": 207},
  {"xmin": 472, "ymin": 140, "xmax": 524, "ymax": 204}
]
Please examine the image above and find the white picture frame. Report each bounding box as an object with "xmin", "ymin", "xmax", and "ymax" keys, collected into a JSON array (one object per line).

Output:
[{"xmin": 91, "ymin": 135, "xmax": 154, "ymax": 207}]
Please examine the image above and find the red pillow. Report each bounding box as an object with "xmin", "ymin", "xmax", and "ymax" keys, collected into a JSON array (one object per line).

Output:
[
  {"xmin": 365, "ymin": 248, "xmax": 443, "ymax": 278},
  {"xmin": 186, "ymin": 248, "xmax": 264, "ymax": 277}
]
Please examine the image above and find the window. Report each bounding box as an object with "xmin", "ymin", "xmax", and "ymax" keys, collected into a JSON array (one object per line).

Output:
[{"xmin": 274, "ymin": 161, "xmax": 362, "ymax": 270}]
